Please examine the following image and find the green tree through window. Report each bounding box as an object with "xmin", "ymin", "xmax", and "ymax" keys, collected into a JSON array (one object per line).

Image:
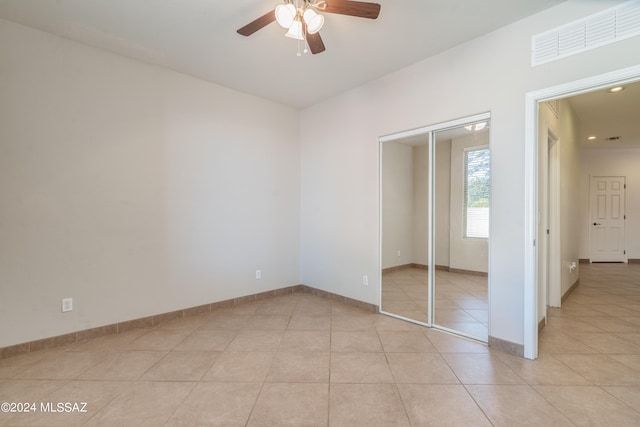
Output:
[{"xmin": 464, "ymin": 148, "xmax": 490, "ymax": 238}]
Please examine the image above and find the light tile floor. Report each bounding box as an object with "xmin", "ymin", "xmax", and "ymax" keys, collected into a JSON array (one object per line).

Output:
[
  {"xmin": 382, "ymin": 267, "xmax": 488, "ymax": 341},
  {"xmin": 0, "ymin": 263, "xmax": 639, "ymax": 426}
]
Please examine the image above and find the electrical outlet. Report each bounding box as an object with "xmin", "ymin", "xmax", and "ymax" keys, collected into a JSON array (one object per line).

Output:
[
  {"xmin": 62, "ymin": 298, "xmax": 73, "ymax": 313},
  {"xmin": 397, "ymin": 250, "xmax": 401, "ymax": 257},
  {"xmin": 362, "ymin": 275, "xmax": 368, "ymax": 286},
  {"xmin": 256, "ymin": 270, "xmax": 262, "ymax": 280}
]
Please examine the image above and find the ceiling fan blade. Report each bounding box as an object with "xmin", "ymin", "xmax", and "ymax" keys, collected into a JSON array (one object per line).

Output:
[
  {"xmin": 237, "ymin": 10, "xmax": 276, "ymax": 36},
  {"xmin": 306, "ymin": 31, "xmax": 326, "ymax": 54},
  {"xmin": 323, "ymin": 0, "xmax": 381, "ymax": 19}
]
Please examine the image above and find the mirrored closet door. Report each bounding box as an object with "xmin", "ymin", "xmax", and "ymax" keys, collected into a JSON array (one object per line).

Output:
[
  {"xmin": 380, "ymin": 114, "xmax": 490, "ymax": 342},
  {"xmin": 380, "ymin": 133, "xmax": 430, "ymax": 324}
]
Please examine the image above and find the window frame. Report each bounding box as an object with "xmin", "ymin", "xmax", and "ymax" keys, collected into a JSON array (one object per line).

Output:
[{"xmin": 463, "ymin": 145, "xmax": 490, "ymax": 239}]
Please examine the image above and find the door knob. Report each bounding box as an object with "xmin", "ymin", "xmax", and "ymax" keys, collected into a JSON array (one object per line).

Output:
[{"xmin": 593, "ymin": 222, "xmax": 601, "ymax": 226}]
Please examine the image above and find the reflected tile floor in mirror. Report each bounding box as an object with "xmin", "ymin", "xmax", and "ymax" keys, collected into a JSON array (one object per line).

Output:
[{"xmin": 381, "ymin": 266, "xmax": 488, "ymax": 341}]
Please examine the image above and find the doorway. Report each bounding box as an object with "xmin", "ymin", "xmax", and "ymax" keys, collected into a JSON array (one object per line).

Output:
[{"xmin": 524, "ymin": 64, "xmax": 640, "ymax": 359}]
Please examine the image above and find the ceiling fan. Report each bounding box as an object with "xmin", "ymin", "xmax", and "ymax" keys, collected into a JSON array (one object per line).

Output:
[{"xmin": 237, "ymin": 0, "xmax": 381, "ymax": 55}]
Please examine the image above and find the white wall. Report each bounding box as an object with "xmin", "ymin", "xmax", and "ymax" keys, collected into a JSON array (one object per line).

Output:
[
  {"xmin": 300, "ymin": 1, "xmax": 640, "ymax": 346},
  {"xmin": 434, "ymin": 141, "xmax": 451, "ymax": 268},
  {"xmin": 579, "ymin": 148, "xmax": 640, "ymax": 260},
  {"xmin": 412, "ymin": 144, "xmax": 429, "ymax": 266},
  {"xmin": 0, "ymin": 19, "xmax": 301, "ymax": 348},
  {"xmin": 381, "ymin": 142, "xmax": 414, "ymax": 269},
  {"xmin": 557, "ymin": 100, "xmax": 581, "ymax": 296},
  {"xmin": 380, "ymin": 141, "xmax": 430, "ymax": 270}
]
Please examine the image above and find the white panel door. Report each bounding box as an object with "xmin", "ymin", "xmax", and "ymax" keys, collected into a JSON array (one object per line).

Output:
[{"xmin": 590, "ymin": 176, "xmax": 626, "ymax": 262}]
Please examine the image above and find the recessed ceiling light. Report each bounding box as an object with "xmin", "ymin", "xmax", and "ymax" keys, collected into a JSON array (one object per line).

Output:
[
  {"xmin": 609, "ymin": 86, "xmax": 625, "ymax": 93},
  {"xmin": 587, "ymin": 136, "xmax": 597, "ymax": 140}
]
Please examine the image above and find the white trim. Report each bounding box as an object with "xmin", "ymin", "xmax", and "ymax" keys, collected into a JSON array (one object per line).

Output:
[
  {"xmin": 378, "ymin": 310, "xmax": 430, "ymax": 328},
  {"xmin": 379, "ymin": 113, "xmax": 491, "ymax": 143},
  {"xmin": 547, "ymin": 130, "xmax": 561, "ymax": 308},
  {"xmin": 378, "ymin": 135, "xmax": 383, "ymax": 311},
  {"xmin": 524, "ymin": 92, "xmax": 539, "ymax": 360},
  {"xmin": 524, "ymin": 64, "xmax": 640, "ymax": 360},
  {"xmin": 427, "ymin": 130, "xmax": 435, "ymax": 326}
]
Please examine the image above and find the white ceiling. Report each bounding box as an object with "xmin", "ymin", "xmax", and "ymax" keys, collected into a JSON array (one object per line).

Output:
[
  {"xmin": 4, "ymin": 0, "xmax": 637, "ymax": 148},
  {"xmin": 0, "ymin": 0, "xmax": 565, "ymax": 108},
  {"xmin": 567, "ymin": 80, "xmax": 640, "ymax": 149}
]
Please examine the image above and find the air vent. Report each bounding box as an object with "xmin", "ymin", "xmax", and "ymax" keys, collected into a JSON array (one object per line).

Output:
[
  {"xmin": 532, "ymin": 0, "xmax": 640, "ymax": 66},
  {"xmin": 604, "ymin": 136, "xmax": 621, "ymax": 141}
]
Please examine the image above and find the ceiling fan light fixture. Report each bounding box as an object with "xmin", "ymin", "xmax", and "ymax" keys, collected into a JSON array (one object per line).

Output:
[
  {"xmin": 237, "ymin": 0, "xmax": 381, "ymax": 55},
  {"xmin": 285, "ymin": 19, "xmax": 304, "ymax": 40},
  {"xmin": 465, "ymin": 122, "xmax": 487, "ymax": 132},
  {"xmin": 303, "ymin": 8, "xmax": 324, "ymax": 34},
  {"xmin": 275, "ymin": 4, "xmax": 296, "ymax": 28}
]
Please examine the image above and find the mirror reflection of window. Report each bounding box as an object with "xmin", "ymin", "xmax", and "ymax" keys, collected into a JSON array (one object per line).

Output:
[{"xmin": 463, "ymin": 147, "xmax": 490, "ymax": 239}]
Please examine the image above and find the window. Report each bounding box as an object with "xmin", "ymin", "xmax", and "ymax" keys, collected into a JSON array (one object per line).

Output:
[{"xmin": 464, "ymin": 147, "xmax": 490, "ymax": 238}]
